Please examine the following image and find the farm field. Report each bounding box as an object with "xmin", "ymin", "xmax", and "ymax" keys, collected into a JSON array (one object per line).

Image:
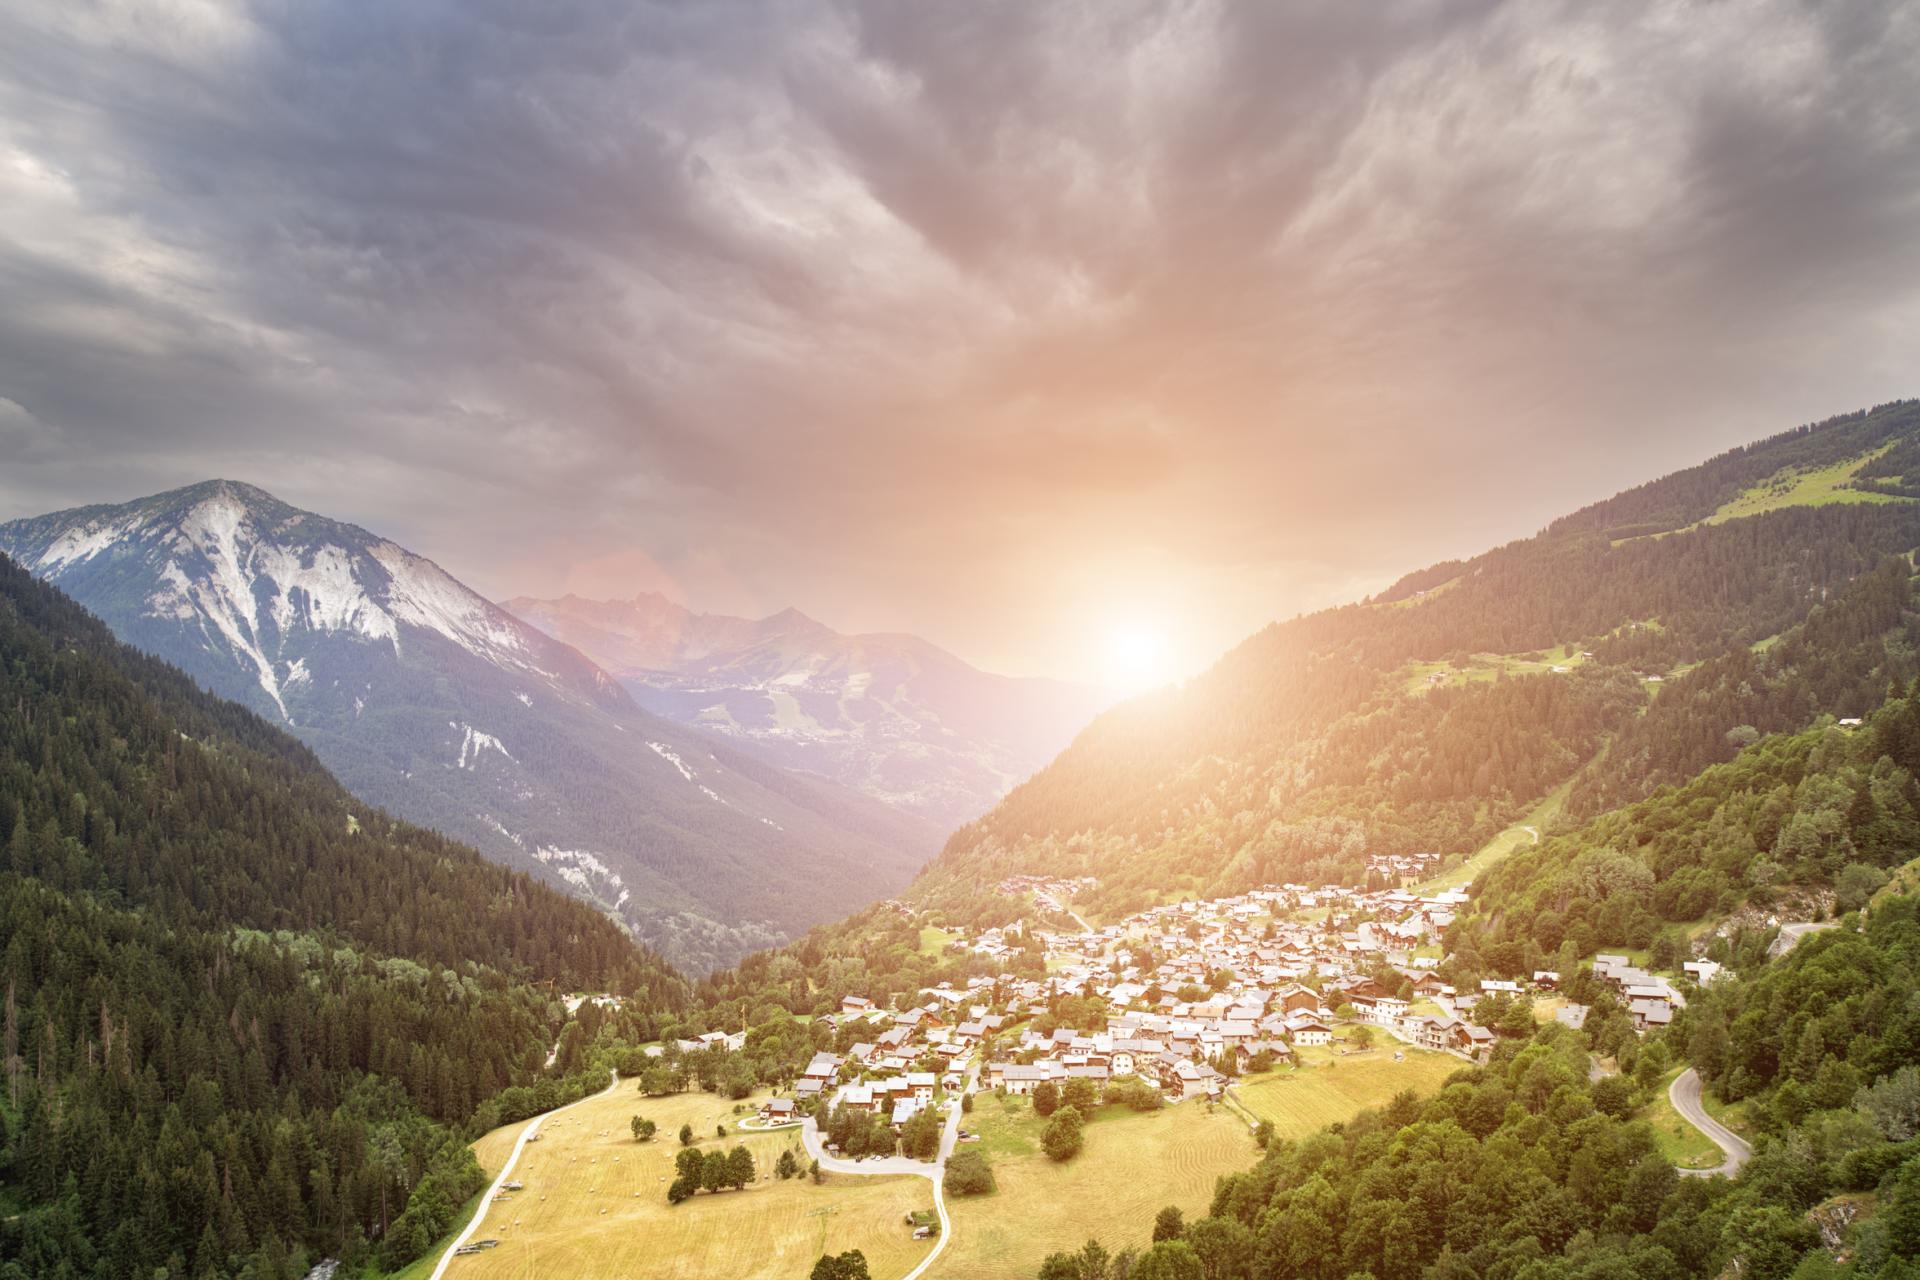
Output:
[
  {"xmin": 436, "ymin": 1086, "xmax": 935, "ymax": 1280},
  {"xmin": 937, "ymin": 1092, "xmax": 1257, "ymax": 1280},
  {"xmin": 1232, "ymin": 1046, "xmax": 1463, "ymax": 1138}
]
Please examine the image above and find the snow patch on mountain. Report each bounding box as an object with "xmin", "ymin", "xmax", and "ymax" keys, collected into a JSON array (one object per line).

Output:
[
  {"xmin": 38, "ymin": 517, "xmax": 141, "ymax": 570},
  {"xmin": 479, "ymin": 814, "xmax": 527, "ymax": 848},
  {"xmin": 451, "ymin": 722, "xmax": 513, "ymax": 770},
  {"xmin": 371, "ymin": 541, "xmax": 534, "ymax": 667},
  {"xmin": 533, "ymin": 845, "xmax": 625, "ymax": 897},
  {"xmin": 646, "ymin": 741, "xmax": 695, "ymax": 781}
]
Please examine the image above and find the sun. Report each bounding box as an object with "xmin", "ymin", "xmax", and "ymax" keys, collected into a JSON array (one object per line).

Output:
[{"xmin": 1102, "ymin": 618, "xmax": 1171, "ymax": 694}]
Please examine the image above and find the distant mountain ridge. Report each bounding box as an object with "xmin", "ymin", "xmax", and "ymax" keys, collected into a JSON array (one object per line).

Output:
[
  {"xmin": 504, "ymin": 591, "xmax": 1110, "ymax": 830},
  {"xmin": 0, "ymin": 480, "xmax": 935, "ymax": 971}
]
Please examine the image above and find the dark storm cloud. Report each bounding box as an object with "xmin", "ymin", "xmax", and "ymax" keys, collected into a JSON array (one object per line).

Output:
[{"xmin": 2, "ymin": 0, "xmax": 1918, "ymax": 676}]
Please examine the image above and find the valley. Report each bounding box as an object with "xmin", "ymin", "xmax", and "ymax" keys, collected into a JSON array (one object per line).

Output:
[{"xmin": 9, "ymin": 402, "xmax": 1920, "ymax": 1280}]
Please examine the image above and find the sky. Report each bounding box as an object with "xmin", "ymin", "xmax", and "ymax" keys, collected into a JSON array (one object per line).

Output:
[{"xmin": 2, "ymin": 1, "xmax": 1919, "ymax": 685}]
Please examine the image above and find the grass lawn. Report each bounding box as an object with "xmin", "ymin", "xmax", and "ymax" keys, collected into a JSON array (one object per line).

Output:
[
  {"xmin": 1416, "ymin": 775, "xmax": 1575, "ymax": 894},
  {"xmin": 1702, "ymin": 1087, "xmax": 1756, "ymax": 1138},
  {"xmin": 1641, "ymin": 1070, "xmax": 1723, "ymax": 1171},
  {"xmin": 430, "ymin": 1087, "xmax": 934, "ymax": 1280},
  {"xmin": 1232, "ymin": 1047, "xmax": 1462, "ymax": 1138},
  {"xmin": 918, "ymin": 925, "xmax": 957, "ymax": 957},
  {"xmin": 938, "ymin": 1092, "xmax": 1257, "ymax": 1279}
]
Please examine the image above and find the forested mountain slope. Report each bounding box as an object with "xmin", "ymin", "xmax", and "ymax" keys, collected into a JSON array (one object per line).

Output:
[
  {"xmin": 0, "ymin": 482, "xmax": 935, "ymax": 972},
  {"xmin": 1457, "ymin": 677, "xmax": 1920, "ymax": 978},
  {"xmin": 911, "ymin": 401, "xmax": 1920, "ymax": 924},
  {"xmin": 0, "ymin": 554, "xmax": 687, "ymax": 1279}
]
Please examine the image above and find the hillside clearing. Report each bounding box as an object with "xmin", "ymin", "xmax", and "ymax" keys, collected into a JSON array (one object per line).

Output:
[{"xmin": 1416, "ymin": 774, "xmax": 1577, "ymax": 894}]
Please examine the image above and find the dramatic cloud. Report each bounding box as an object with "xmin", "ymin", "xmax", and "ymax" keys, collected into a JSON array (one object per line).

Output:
[{"xmin": 2, "ymin": 0, "xmax": 1918, "ymax": 678}]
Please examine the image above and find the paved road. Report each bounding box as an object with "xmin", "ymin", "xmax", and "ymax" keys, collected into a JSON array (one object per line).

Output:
[
  {"xmin": 1669, "ymin": 1067, "xmax": 1751, "ymax": 1178},
  {"xmin": 800, "ymin": 1061, "xmax": 979, "ymax": 1280},
  {"xmin": 427, "ymin": 1069, "xmax": 620, "ymax": 1280}
]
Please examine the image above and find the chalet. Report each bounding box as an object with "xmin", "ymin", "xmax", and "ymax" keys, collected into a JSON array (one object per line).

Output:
[
  {"xmin": 1682, "ymin": 959, "xmax": 1724, "ymax": 986},
  {"xmin": 906, "ymin": 1072, "xmax": 937, "ymax": 1104},
  {"xmin": 1236, "ymin": 1039, "xmax": 1291, "ymax": 1070},
  {"xmin": 999, "ymin": 1064, "xmax": 1051, "ymax": 1096},
  {"xmin": 841, "ymin": 995, "xmax": 876, "ymax": 1016},
  {"xmin": 1287, "ymin": 1017, "xmax": 1333, "ymax": 1047},
  {"xmin": 1630, "ymin": 999, "xmax": 1674, "ymax": 1032},
  {"xmin": 1451, "ymin": 1022, "xmax": 1496, "ymax": 1062},
  {"xmin": 759, "ymin": 1098, "xmax": 796, "ymax": 1124}
]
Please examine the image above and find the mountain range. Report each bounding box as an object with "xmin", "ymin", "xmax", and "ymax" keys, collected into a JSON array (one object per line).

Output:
[
  {"xmin": 0, "ymin": 480, "xmax": 938, "ymax": 972},
  {"xmin": 503, "ymin": 592, "xmax": 1110, "ymax": 831}
]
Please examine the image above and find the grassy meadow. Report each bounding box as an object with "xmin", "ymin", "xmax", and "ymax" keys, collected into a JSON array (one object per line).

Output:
[
  {"xmin": 1232, "ymin": 1046, "xmax": 1463, "ymax": 1137},
  {"xmin": 937, "ymin": 1091, "xmax": 1257, "ymax": 1279},
  {"xmin": 429, "ymin": 1086, "xmax": 935, "ymax": 1280}
]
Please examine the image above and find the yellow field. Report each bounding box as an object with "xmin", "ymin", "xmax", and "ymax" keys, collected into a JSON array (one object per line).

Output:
[
  {"xmin": 1232, "ymin": 1047, "xmax": 1463, "ymax": 1138},
  {"xmin": 440, "ymin": 1087, "xmax": 936, "ymax": 1280},
  {"xmin": 935, "ymin": 1093, "xmax": 1258, "ymax": 1279}
]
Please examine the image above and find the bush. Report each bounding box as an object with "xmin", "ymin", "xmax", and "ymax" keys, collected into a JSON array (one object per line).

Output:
[
  {"xmin": 1042, "ymin": 1106, "xmax": 1085, "ymax": 1162},
  {"xmin": 945, "ymin": 1149, "xmax": 996, "ymax": 1195},
  {"xmin": 1106, "ymin": 1078, "xmax": 1165, "ymax": 1112}
]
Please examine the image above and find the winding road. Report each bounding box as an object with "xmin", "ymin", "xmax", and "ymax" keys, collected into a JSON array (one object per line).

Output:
[
  {"xmin": 426, "ymin": 1068, "xmax": 621, "ymax": 1280},
  {"xmin": 1669, "ymin": 1067, "xmax": 1751, "ymax": 1178},
  {"xmin": 800, "ymin": 1062, "xmax": 979, "ymax": 1280}
]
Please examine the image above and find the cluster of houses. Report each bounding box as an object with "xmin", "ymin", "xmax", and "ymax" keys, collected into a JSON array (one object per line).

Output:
[
  {"xmin": 1593, "ymin": 955, "xmax": 1691, "ymax": 1031},
  {"xmin": 808, "ymin": 887, "xmax": 1515, "ymax": 1121},
  {"xmin": 769, "ymin": 871, "xmax": 1724, "ymax": 1132}
]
